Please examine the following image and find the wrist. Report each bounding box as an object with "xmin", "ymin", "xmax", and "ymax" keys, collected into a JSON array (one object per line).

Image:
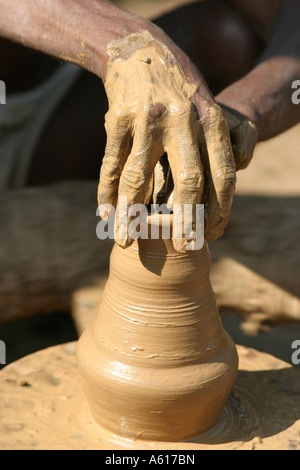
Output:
[
  {"xmin": 74, "ymin": 5, "xmax": 151, "ymax": 79},
  {"xmin": 90, "ymin": 6, "xmax": 213, "ymax": 106},
  {"xmin": 88, "ymin": 5, "xmax": 165, "ymax": 80},
  {"xmin": 216, "ymin": 81, "xmax": 262, "ymax": 133},
  {"xmin": 216, "ymin": 54, "xmax": 300, "ymax": 141}
]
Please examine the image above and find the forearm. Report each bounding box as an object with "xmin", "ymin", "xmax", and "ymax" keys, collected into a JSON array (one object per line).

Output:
[
  {"xmin": 217, "ymin": 0, "xmax": 300, "ymax": 141},
  {"xmin": 0, "ymin": 0, "xmax": 154, "ymax": 80},
  {"xmin": 0, "ymin": 0, "xmax": 214, "ymax": 104}
]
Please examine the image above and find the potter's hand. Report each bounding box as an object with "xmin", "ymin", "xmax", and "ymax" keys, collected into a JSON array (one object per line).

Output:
[
  {"xmin": 98, "ymin": 31, "xmax": 239, "ymax": 248},
  {"xmin": 221, "ymin": 106, "xmax": 257, "ymax": 171}
]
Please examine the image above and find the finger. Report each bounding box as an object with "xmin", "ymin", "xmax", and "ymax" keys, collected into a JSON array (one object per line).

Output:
[
  {"xmin": 230, "ymin": 120, "xmax": 257, "ymax": 170},
  {"xmin": 200, "ymin": 104, "xmax": 236, "ymax": 242},
  {"xmin": 115, "ymin": 119, "xmax": 163, "ymax": 247},
  {"xmin": 97, "ymin": 109, "xmax": 132, "ymax": 217},
  {"xmin": 165, "ymin": 115, "xmax": 204, "ymax": 252},
  {"xmin": 221, "ymin": 106, "xmax": 257, "ymax": 170}
]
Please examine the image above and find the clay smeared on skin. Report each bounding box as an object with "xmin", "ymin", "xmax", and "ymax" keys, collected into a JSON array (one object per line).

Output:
[
  {"xmin": 98, "ymin": 31, "xmax": 202, "ymax": 250},
  {"xmin": 199, "ymin": 105, "xmax": 236, "ymax": 241},
  {"xmin": 98, "ymin": 30, "xmax": 247, "ymax": 248}
]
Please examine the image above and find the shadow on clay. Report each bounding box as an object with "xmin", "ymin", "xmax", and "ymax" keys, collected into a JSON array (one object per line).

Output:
[
  {"xmin": 184, "ymin": 366, "xmax": 300, "ymax": 446},
  {"xmin": 138, "ymin": 235, "xmax": 168, "ymax": 275}
]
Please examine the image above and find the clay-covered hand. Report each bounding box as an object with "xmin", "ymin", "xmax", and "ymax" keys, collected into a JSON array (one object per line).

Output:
[
  {"xmin": 221, "ymin": 106, "xmax": 257, "ymax": 171},
  {"xmin": 98, "ymin": 31, "xmax": 238, "ymax": 249}
]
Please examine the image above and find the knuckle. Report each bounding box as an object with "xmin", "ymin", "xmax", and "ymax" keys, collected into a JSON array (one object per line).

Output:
[
  {"xmin": 105, "ymin": 105, "xmax": 130, "ymax": 126},
  {"xmin": 212, "ymin": 167, "xmax": 236, "ymax": 192},
  {"xmin": 177, "ymin": 169, "xmax": 203, "ymax": 191},
  {"xmin": 171, "ymin": 100, "xmax": 192, "ymax": 117},
  {"xmin": 148, "ymin": 102, "xmax": 167, "ymax": 119},
  {"xmin": 201, "ymin": 103, "xmax": 227, "ymax": 132},
  {"xmin": 120, "ymin": 167, "xmax": 148, "ymax": 192},
  {"xmin": 100, "ymin": 158, "xmax": 119, "ymax": 179}
]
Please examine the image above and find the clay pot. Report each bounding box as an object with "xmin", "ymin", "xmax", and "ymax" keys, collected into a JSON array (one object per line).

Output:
[{"xmin": 77, "ymin": 216, "xmax": 238, "ymax": 441}]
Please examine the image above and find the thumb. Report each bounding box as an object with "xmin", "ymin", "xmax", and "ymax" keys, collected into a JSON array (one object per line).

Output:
[{"xmin": 221, "ymin": 106, "xmax": 257, "ymax": 170}]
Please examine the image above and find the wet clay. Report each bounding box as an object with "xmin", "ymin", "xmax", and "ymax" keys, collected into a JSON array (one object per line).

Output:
[
  {"xmin": 76, "ymin": 215, "xmax": 238, "ymax": 441},
  {"xmin": 1, "ymin": 342, "xmax": 300, "ymax": 449}
]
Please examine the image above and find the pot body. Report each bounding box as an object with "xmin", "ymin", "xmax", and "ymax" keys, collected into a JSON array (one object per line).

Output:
[{"xmin": 77, "ymin": 236, "xmax": 238, "ymax": 441}]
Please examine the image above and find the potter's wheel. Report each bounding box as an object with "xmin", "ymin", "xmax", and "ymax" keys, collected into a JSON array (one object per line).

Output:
[{"xmin": 1, "ymin": 342, "xmax": 300, "ymax": 450}]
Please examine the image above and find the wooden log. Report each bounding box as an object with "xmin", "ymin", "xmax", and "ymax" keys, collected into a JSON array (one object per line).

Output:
[
  {"xmin": 0, "ymin": 181, "xmax": 113, "ymax": 323},
  {"xmin": 210, "ymin": 195, "xmax": 300, "ymax": 329}
]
